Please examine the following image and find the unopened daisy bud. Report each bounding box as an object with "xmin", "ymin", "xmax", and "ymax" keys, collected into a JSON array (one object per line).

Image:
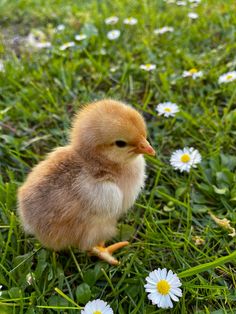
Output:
[{"xmin": 26, "ymin": 272, "xmax": 35, "ymax": 285}]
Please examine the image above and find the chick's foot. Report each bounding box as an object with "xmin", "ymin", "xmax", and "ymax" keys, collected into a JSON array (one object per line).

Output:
[{"xmin": 90, "ymin": 241, "xmax": 129, "ymax": 265}]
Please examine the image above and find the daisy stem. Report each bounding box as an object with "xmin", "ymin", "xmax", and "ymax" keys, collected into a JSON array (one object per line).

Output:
[
  {"xmin": 178, "ymin": 250, "xmax": 236, "ymax": 278},
  {"xmin": 54, "ymin": 288, "xmax": 83, "ymax": 309},
  {"xmin": 185, "ymin": 171, "xmax": 193, "ymax": 238},
  {"xmin": 69, "ymin": 247, "xmax": 84, "ymax": 280},
  {"xmin": 101, "ymin": 268, "xmax": 116, "ymax": 293},
  {"xmin": 36, "ymin": 306, "xmax": 82, "ymax": 310},
  {"xmin": 142, "ymin": 73, "xmax": 150, "ymax": 105},
  {"xmin": 224, "ymin": 85, "xmax": 236, "ymax": 114}
]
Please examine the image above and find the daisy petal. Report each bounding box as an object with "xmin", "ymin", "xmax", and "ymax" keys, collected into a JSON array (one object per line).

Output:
[{"xmin": 171, "ymin": 287, "xmax": 183, "ymax": 297}]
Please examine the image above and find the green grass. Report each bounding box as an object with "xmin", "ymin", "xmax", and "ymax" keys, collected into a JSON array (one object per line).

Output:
[{"xmin": 1, "ymin": 0, "xmax": 236, "ymax": 313}]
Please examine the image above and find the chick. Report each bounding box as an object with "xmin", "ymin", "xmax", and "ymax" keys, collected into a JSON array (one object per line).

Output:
[{"xmin": 17, "ymin": 99, "xmax": 155, "ymax": 265}]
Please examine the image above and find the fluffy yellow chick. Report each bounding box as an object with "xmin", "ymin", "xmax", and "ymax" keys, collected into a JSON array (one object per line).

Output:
[{"xmin": 17, "ymin": 99, "xmax": 155, "ymax": 265}]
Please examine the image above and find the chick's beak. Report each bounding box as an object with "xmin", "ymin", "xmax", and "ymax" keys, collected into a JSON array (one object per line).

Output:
[{"xmin": 134, "ymin": 138, "xmax": 155, "ymax": 156}]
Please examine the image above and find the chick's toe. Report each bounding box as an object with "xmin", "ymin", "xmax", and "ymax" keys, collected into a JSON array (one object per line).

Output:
[{"xmin": 90, "ymin": 241, "xmax": 129, "ymax": 265}]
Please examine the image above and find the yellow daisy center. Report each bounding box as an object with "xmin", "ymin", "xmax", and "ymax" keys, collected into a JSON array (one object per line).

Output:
[
  {"xmin": 93, "ymin": 311, "xmax": 102, "ymax": 314},
  {"xmin": 189, "ymin": 68, "xmax": 197, "ymax": 74},
  {"xmin": 146, "ymin": 63, "xmax": 152, "ymax": 68},
  {"xmin": 164, "ymin": 108, "xmax": 171, "ymax": 112},
  {"xmin": 181, "ymin": 154, "xmax": 191, "ymax": 163},
  {"xmin": 156, "ymin": 280, "xmax": 171, "ymax": 295},
  {"xmin": 226, "ymin": 74, "xmax": 233, "ymax": 80}
]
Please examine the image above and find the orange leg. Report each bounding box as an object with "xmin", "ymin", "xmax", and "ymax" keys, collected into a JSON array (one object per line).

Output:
[{"xmin": 89, "ymin": 241, "xmax": 129, "ymax": 265}]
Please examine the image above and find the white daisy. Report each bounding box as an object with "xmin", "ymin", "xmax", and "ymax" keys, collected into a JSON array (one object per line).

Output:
[
  {"xmin": 26, "ymin": 31, "xmax": 51, "ymax": 49},
  {"xmin": 177, "ymin": 1, "xmax": 187, "ymax": 6},
  {"xmin": 110, "ymin": 66, "xmax": 119, "ymax": 72},
  {"xmin": 154, "ymin": 26, "xmax": 174, "ymax": 35},
  {"xmin": 107, "ymin": 30, "xmax": 120, "ymax": 40},
  {"xmin": 188, "ymin": 12, "xmax": 199, "ymax": 19},
  {"xmin": 27, "ymin": 30, "xmax": 45, "ymax": 42},
  {"xmin": 145, "ymin": 268, "xmax": 182, "ymax": 309},
  {"xmin": 99, "ymin": 48, "xmax": 107, "ymax": 55},
  {"xmin": 189, "ymin": 0, "xmax": 201, "ymax": 3},
  {"xmin": 59, "ymin": 41, "xmax": 75, "ymax": 50},
  {"xmin": 123, "ymin": 17, "xmax": 138, "ymax": 25},
  {"xmin": 170, "ymin": 147, "xmax": 202, "ymax": 172},
  {"xmin": 140, "ymin": 64, "xmax": 156, "ymax": 71},
  {"xmin": 218, "ymin": 71, "xmax": 236, "ymax": 84},
  {"xmin": 81, "ymin": 299, "xmax": 113, "ymax": 314},
  {"xmin": 0, "ymin": 60, "xmax": 5, "ymax": 72},
  {"xmin": 156, "ymin": 102, "xmax": 179, "ymax": 117},
  {"xmin": 182, "ymin": 68, "xmax": 203, "ymax": 79},
  {"xmin": 56, "ymin": 24, "xmax": 65, "ymax": 32},
  {"xmin": 105, "ymin": 16, "xmax": 119, "ymax": 25},
  {"xmin": 75, "ymin": 34, "xmax": 87, "ymax": 41},
  {"xmin": 35, "ymin": 42, "xmax": 51, "ymax": 48}
]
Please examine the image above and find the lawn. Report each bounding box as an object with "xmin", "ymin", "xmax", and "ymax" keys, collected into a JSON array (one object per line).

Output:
[{"xmin": 1, "ymin": 0, "xmax": 236, "ymax": 313}]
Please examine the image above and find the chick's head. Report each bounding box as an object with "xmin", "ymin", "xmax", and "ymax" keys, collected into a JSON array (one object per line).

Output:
[{"xmin": 70, "ymin": 99, "xmax": 155, "ymax": 163}]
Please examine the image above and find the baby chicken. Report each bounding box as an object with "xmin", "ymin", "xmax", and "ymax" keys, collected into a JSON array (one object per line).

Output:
[{"xmin": 17, "ymin": 99, "xmax": 155, "ymax": 265}]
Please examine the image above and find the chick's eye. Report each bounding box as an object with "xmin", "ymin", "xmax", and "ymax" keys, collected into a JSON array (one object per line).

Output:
[{"xmin": 115, "ymin": 140, "xmax": 127, "ymax": 148}]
